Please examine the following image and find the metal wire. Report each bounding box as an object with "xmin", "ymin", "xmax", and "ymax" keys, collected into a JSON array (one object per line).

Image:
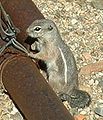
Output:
[{"xmin": 0, "ymin": 2, "xmax": 29, "ymax": 54}]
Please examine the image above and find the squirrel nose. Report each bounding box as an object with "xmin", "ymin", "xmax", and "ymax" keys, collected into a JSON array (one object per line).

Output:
[
  {"xmin": 26, "ymin": 28, "xmax": 29, "ymax": 33},
  {"xmin": 26, "ymin": 27, "xmax": 33, "ymax": 34}
]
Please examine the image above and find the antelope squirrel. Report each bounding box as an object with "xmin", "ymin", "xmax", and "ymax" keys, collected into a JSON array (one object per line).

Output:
[{"xmin": 26, "ymin": 19, "xmax": 91, "ymax": 108}]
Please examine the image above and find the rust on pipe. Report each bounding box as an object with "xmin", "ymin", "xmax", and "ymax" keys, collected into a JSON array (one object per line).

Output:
[
  {"xmin": 0, "ymin": 0, "xmax": 74, "ymax": 120},
  {"xmin": 1, "ymin": 55, "xmax": 74, "ymax": 120}
]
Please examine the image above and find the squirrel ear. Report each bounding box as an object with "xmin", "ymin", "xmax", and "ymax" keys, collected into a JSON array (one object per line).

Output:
[{"xmin": 48, "ymin": 25, "xmax": 53, "ymax": 31}]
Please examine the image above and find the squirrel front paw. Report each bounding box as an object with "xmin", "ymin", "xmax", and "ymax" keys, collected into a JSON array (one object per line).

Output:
[{"xmin": 31, "ymin": 41, "xmax": 42, "ymax": 52}]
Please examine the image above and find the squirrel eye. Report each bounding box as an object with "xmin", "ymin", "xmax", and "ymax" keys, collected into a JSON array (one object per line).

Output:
[
  {"xmin": 34, "ymin": 26, "xmax": 41, "ymax": 31},
  {"xmin": 48, "ymin": 25, "xmax": 53, "ymax": 31}
]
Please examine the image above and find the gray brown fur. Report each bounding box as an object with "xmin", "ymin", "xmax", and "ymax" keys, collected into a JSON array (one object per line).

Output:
[{"xmin": 26, "ymin": 19, "xmax": 91, "ymax": 108}]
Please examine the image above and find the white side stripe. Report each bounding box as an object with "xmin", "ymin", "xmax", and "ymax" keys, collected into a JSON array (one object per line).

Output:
[{"xmin": 58, "ymin": 47, "xmax": 67, "ymax": 84}]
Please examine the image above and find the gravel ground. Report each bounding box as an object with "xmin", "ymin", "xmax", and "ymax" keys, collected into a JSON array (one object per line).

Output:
[{"xmin": 0, "ymin": 0, "xmax": 103, "ymax": 120}]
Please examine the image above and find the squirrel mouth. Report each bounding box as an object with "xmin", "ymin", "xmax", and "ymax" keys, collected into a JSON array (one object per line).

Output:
[
  {"xmin": 25, "ymin": 36, "xmax": 38, "ymax": 44},
  {"xmin": 25, "ymin": 36, "xmax": 39, "ymax": 53}
]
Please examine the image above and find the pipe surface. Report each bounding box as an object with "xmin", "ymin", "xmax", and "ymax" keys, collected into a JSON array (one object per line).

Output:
[
  {"xmin": 0, "ymin": 0, "xmax": 74, "ymax": 120},
  {"xmin": 1, "ymin": 55, "xmax": 74, "ymax": 120}
]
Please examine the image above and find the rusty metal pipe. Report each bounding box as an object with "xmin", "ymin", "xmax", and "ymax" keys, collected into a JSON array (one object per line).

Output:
[
  {"xmin": 1, "ymin": 55, "xmax": 74, "ymax": 120},
  {"xmin": 0, "ymin": 0, "xmax": 74, "ymax": 120}
]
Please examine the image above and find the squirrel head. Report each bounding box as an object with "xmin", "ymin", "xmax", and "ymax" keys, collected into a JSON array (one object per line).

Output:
[{"xmin": 26, "ymin": 19, "xmax": 60, "ymax": 42}]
